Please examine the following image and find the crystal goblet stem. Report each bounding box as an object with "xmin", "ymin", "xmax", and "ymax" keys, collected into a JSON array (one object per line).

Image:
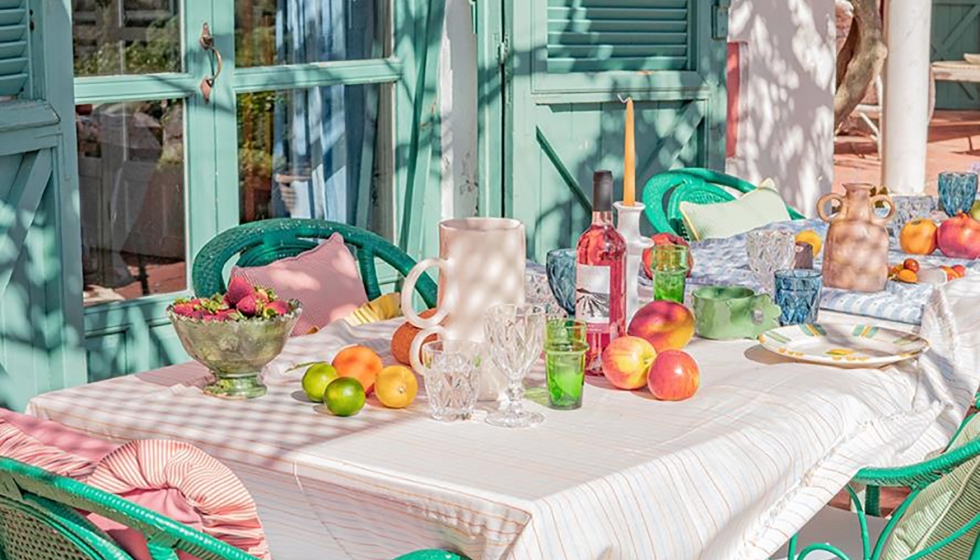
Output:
[{"xmin": 484, "ymin": 303, "xmax": 546, "ymax": 428}]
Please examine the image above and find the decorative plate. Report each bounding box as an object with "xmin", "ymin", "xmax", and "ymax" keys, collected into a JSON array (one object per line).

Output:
[{"xmin": 757, "ymin": 323, "xmax": 929, "ymax": 368}]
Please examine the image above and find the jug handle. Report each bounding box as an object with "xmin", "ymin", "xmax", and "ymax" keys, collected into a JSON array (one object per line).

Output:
[
  {"xmin": 408, "ymin": 325, "xmax": 447, "ymax": 375},
  {"xmin": 871, "ymin": 194, "xmax": 896, "ymax": 223},
  {"xmin": 817, "ymin": 193, "xmax": 844, "ymax": 223},
  {"xmin": 401, "ymin": 258, "xmax": 456, "ymax": 329}
]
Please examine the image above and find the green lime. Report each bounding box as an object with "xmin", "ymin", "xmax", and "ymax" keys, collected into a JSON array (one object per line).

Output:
[
  {"xmin": 302, "ymin": 362, "xmax": 338, "ymax": 402},
  {"xmin": 324, "ymin": 377, "xmax": 366, "ymax": 417}
]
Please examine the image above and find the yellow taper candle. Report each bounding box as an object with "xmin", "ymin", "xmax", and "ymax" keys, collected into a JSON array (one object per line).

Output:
[{"xmin": 623, "ymin": 97, "xmax": 636, "ymax": 206}]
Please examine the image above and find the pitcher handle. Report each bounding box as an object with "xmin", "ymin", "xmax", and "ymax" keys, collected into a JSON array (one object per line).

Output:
[
  {"xmin": 871, "ymin": 194, "xmax": 896, "ymax": 223},
  {"xmin": 817, "ymin": 193, "xmax": 844, "ymax": 223},
  {"xmin": 401, "ymin": 258, "xmax": 456, "ymax": 329},
  {"xmin": 409, "ymin": 325, "xmax": 447, "ymax": 374}
]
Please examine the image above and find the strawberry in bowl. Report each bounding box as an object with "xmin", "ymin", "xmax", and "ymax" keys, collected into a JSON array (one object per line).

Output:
[{"xmin": 168, "ymin": 278, "xmax": 302, "ymax": 399}]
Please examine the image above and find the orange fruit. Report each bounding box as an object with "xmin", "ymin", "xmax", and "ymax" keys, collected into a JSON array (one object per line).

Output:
[
  {"xmin": 896, "ymin": 269, "xmax": 918, "ymax": 283},
  {"xmin": 332, "ymin": 345, "xmax": 382, "ymax": 394},
  {"xmin": 390, "ymin": 309, "xmax": 439, "ymax": 366},
  {"xmin": 375, "ymin": 365, "xmax": 418, "ymax": 409},
  {"xmin": 903, "ymin": 258, "xmax": 920, "ymax": 273},
  {"xmin": 889, "ymin": 265, "xmax": 903, "ymax": 278},
  {"xmin": 899, "ymin": 219, "xmax": 938, "ymax": 255},
  {"xmin": 953, "ymin": 264, "xmax": 967, "ymax": 278},
  {"xmin": 941, "ymin": 266, "xmax": 958, "ymax": 281},
  {"xmin": 795, "ymin": 230, "xmax": 822, "ymax": 255}
]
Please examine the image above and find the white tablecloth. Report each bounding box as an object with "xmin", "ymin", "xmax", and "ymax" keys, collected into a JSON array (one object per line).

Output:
[{"xmin": 26, "ymin": 278, "xmax": 980, "ymax": 560}]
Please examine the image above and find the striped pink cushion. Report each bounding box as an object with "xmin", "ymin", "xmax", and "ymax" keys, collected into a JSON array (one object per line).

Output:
[
  {"xmin": 0, "ymin": 410, "xmax": 117, "ymax": 478},
  {"xmin": 231, "ymin": 232, "xmax": 368, "ymax": 336},
  {"xmin": 87, "ymin": 440, "xmax": 270, "ymax": 560}
]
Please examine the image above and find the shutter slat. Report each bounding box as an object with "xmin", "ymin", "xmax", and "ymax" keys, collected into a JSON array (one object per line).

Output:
[
  {"xmin": 0, "ymin": 40, "xmax": 25, "ymax": 60},
  {"xmin": 0, "ymin": 73, "xmax": 27, "ymax": 96},
  {"xmin": 549, "ymin": 31, "xmax": 688, "ymax": 45},
  {"xmin": 0, "ymin": 23, "xmax": 26, "ymax": 44},
  {"xmin": 549, "ymin": 19, "xmax": 687, "ymax": 33},
  {"xmin": 547, "ymin": 0, "xmax": 690, "ymax": 73},
  {"xmin": 0, "ymin": 0, "xmax": 27, "ymax": 98},
  {"xmin": 0, "ymin": 8, "xmax": 24, "ymax": 27},
  {"xmin": 549, "ymin": 7, "xmax": 688, "ymax": 21},
  {"xmin": 547, "ymin": 57, "xmax": 687, "ymax": 73}
]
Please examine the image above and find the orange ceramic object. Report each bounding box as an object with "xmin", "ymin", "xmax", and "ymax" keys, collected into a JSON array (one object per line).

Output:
[
  {"xmin": 899, "ymin": 219, "xmax": 938, "ymax": 255},
  {"xmin": 332, "ymin": 345, "xmax": 383, "ymax": 394},
  {"xmin": 818, "ymin": 184, "xmax": 895, "ymax": 292},
  {"xmin": 390, "ymin": 309, "xmax": 438, "ymax": 366}
]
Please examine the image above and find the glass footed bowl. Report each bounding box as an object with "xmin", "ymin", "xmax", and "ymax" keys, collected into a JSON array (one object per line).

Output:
[{"xmin": 168, "ymin": 301, "xmax": 301, "ymax": 400}]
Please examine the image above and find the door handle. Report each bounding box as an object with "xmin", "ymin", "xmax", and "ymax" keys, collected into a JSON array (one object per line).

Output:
[{"xmin": 199, "ymin": 23, "xmax": 223, "ymax": 103}]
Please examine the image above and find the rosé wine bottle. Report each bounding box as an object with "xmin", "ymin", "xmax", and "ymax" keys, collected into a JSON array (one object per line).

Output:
[{"xmin": 575, "ymin": 170, "xmax": 626, "ymax": 375}]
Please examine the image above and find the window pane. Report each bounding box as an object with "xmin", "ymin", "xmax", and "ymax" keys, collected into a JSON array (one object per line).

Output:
[
  {"xmin": 73, "ymin": 0, "xmax": 182, "ymax": 77},
  {"xmin": 235, "ymin": 0, "xmax": 388, "ymax": 68},
  {"xmin": 237, "ymin": 84, "xmax": 390, "ymax": 235},
  {"xmin": 77, "ymin": 99, "xmax": 186, "ymax": 305}
]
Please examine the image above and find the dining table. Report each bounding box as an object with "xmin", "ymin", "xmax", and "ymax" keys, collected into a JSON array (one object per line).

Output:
[{"xmin": 26, "ymin": 234, "xmax": 980, "ymax": 560}]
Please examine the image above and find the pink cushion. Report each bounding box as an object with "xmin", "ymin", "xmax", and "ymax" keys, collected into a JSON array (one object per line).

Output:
[
  {"xmin": 0, "ymin": 409, "xmax": 117, "ymax": 478},
  {"xmin": 231, "ymin": 232, "xmax": 368, "ymax": 335},
  {"xmin": 87, "ymin": 440, "xmax": 270, "ymax": 560}
]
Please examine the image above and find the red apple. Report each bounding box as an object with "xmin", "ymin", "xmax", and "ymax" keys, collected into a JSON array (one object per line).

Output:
[
  {"xmin": 937, "ymin": 213, "xmax": 980, "ymax": 259},
  {"xmin": 601, "ymin": 336, "xmax": 657, "ymax": 390},
  {"xmin": 627, "ymin": 300, "xmax": 695, "ymax": 353},
  {"xmin": 642, "ymin": 233, "xmax": 694, "ymax": 278},
  {"xmin": 647, "ymin": 350, "xmax": 700, "ymax": 401}
]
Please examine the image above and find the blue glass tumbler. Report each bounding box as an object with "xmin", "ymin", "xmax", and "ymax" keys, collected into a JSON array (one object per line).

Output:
[
  {"xmin": 774, "ymin": 269, "xmax": 823, "ymax": 326},
  {"xmin": 938, "ymin": 172, "xmax": 978, "ymax": 217}
]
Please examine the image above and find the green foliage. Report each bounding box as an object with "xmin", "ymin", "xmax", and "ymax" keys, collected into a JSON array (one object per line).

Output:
[{"xmin": 73, "ymin": 14, "xmax": 180, "ymax": 77}]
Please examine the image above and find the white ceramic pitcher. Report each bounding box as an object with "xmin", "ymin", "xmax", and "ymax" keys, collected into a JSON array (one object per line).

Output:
[{"xmin": 400, "ymin": 218, "xmax": 526, "ymax": 400}]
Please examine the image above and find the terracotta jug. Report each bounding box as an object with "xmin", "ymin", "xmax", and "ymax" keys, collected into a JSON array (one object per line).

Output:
[{"xmin": 818, "ymin": 183, "xmax": 895, "ymax": 292}]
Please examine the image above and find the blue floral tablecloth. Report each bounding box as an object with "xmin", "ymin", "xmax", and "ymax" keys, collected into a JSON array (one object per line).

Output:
[{"xmin": 687, "ymin": 219, "xmax": 979, "ymax": 325}]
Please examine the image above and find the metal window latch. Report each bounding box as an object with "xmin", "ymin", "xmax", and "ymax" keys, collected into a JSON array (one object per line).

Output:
[{"xmin": 199, "ymin": 23, "xmax": 223, "ymax": 103}]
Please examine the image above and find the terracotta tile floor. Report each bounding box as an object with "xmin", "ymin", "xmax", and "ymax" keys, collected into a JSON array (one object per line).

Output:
[{"xmin": 835, "ymin": 110, "xmax": 980, "ymax": 195}]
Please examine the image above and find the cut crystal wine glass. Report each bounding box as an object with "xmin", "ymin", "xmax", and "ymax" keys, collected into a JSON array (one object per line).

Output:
[
  {"xmin": 484, "ymin": 303, "xmax": 546, "ymax": 428},
  {"xmin": 746, "ymin": 230, "xmax": 796, "ymax": 295}
]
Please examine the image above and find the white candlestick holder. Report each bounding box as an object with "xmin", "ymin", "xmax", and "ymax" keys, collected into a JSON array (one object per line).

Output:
[{"xmin": 615, "ymin": 201, "xmax": 653, "ymax": 325}]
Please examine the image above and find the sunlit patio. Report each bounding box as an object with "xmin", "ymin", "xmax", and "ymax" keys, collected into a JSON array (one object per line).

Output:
[{"xmin": 0, "ymin": 0, "xmax": 979, "ymax": 559}]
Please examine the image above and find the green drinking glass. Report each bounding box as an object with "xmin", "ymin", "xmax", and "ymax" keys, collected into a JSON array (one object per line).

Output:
[
  {"xmin": 545, "ymin": 318, "xmax": 588, "ymax": 410},
  {"xmin": 651, "ymin": 244, "xmax": 688, "ymax": 303}
]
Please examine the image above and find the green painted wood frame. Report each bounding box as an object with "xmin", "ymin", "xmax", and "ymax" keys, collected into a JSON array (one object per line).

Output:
[
  {"xmin": 931, "ymin": 0, "xmax": 980, "ymax": 110},
  {"xmin": 492, "ymin": 0, "xmax": 730, "ymax": 260},
  {"xmin": 0, "ymin": 0, "xmax": 87, "ymax": 410},
  {"xmin": 75, "ymin": 0, "xmax": 448, "ymax": 383}
]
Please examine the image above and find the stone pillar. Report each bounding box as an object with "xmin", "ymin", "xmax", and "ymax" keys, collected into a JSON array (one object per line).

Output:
[{"xmin": 881, "ymin": 0, "xmax": 933, "ymax": 194}]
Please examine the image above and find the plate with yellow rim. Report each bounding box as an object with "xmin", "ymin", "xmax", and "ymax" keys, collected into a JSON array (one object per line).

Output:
[{"xmin": 757, "ymin": 323, "xmax": 929, "ymax": 368}]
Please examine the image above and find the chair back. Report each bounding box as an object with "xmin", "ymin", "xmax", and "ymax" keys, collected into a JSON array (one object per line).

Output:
[
  {"xmin": 641, "ymin": 168, "xmax": 804, "ymax": 240},
  {"xmin": 0, "ymin": 457, "xmax": 258, "ymax": 560},
  {"xmin": 192, "ymin": 218, "xmax": 437, "ymax": 308}
]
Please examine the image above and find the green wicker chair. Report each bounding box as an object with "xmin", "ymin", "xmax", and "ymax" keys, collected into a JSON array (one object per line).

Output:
[
  {"xmin": 777, "ymin": 413, "xmax": 980, "ymax": 560},
  {"xmin": 0, "ymin": 456, "xmax": 467, "ymax": 560},
  {"xmin": 192, "ymin": 218, "xmax": 438, "ymax": 309},
  {"xmin": 641, "ymin": 168, "xmax": 805, "ymax": 240}
]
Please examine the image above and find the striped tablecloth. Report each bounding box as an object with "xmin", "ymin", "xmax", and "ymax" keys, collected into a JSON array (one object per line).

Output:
[
  {"xmin": 27, "ymin": 278, "xmax": 980, "ymax": 560},
  {"xmin": 688, "ymin": 220, "xmax": 980, "ymax": 325}
]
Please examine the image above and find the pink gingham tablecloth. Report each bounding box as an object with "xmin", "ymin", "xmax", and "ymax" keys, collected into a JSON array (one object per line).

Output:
[{"xmin": 26, "ymin": 278, "xmax": 980, "ymax": 560}]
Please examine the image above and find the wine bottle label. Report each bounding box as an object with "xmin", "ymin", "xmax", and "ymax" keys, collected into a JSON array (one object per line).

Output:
[{"xmin": 575, "ymin": 264, "xmax": 611, "ymax": 324}]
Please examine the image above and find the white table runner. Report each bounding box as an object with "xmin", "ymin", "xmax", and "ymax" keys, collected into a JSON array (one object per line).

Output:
[{"xmin": 26, "ymin": 277, "xmax": 980, "ymax": 560}]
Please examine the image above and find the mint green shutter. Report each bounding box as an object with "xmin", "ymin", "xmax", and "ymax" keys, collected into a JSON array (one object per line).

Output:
[
  {"xmin": 503, "ymin": 0, "xmax": 727, "ymax": 260},
  {"xmin": 0, "ymin": 0, "xmax": 86, "ymax": 410},
  {"xmin": 931, "ymin": 0, "xmax": 980, "ymax": 110}
]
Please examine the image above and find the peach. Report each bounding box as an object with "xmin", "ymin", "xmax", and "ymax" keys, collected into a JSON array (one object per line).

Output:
[
  {"xmin": 627, "ymin": 301, "xmax": 695, "ymax": 353},
  {"xmin": 332, "ymin": 345, "xmax": 383, "ymax": 394},
  {"xmin": 648, "ymin": 350, "xmax": 700, "ymax": 401},
  {"xmin": 601, "ymin": 336, "xmax": 656, "ymax": 390}
]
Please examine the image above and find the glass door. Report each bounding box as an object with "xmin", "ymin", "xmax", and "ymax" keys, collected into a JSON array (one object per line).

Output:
[{"xmin": 74, "ymin": 0, "xmax": 399, "ymax": 381}]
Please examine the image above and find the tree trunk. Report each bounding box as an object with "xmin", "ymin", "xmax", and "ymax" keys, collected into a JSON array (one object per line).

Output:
[{"xmin": 834, "ymin": 0, "xmax": 887, "ymax": 130}]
